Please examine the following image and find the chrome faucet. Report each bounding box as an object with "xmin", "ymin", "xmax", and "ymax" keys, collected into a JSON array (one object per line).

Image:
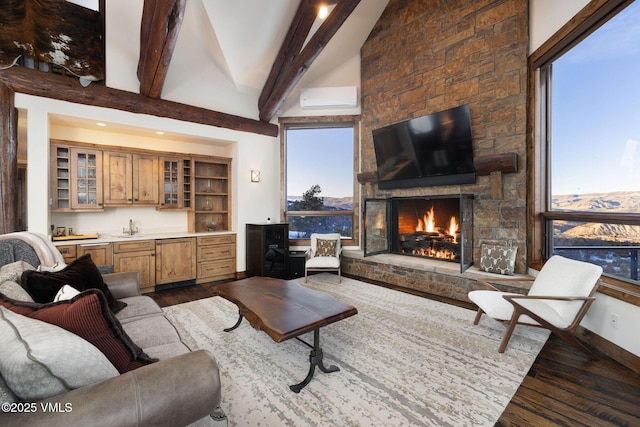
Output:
[{"xmin": 123, "ymin": 219, "xmax": 138, "ymax": 235}]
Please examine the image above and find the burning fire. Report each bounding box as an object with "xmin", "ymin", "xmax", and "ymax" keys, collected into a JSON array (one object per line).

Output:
[
  {"xmin": 415, "ymin": 206, "xmax": 459, "ymax": 243},
  {"xmin": 448, "ymin": 215, "xmax": 459, "ymax": 243},
  {"xmin": 416, "ymin": 207, "xmax": 436, "ymax": 232}
]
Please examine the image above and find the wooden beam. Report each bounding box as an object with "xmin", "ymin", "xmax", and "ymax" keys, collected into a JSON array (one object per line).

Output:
[
  {"xmin": 0, "ymin": 67, "xmax": 278, "ymax": 137},
  {"xmin": 258, "ymin": 0, "xmax": 361, "ymax": 122},
  {"xmin": 137, "ymin": 0, "xmax": 186, "ymax": 98},
  {"xmin": 0, "ymin": 83, "xmax": 19, "ymax": 233},
  {"xmin": 356, "ymin": 153, "xmax": 519, "ymax": 186},
  {"xmin": 474, "ymin": 152, "xmax": 518, "ymax": 176},
  {"xmin": 258, "ymin": 0, "xmax": 318, "ymax": 111}
]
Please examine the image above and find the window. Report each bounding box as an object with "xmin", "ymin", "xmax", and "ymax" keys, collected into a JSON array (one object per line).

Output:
[
  {"xmin": 281, "ymin": 118, "xmax": 358, "ymax": 244},
  {"xmin": 533, "ymin": 0, "xmax": 640, "ymax": 283}
]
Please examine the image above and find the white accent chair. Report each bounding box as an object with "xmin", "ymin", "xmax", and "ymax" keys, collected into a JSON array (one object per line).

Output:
[
  {"xmin": 305, "ymin": 233, "xmax": 342, "ymax": 283},
  {"xmin": 468, "ymin": 255, "xmax": 603, "ymax": 354}
]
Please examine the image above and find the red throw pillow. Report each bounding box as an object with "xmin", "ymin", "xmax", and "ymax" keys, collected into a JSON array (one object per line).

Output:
[
  {"xmin": 21, "ymin": 254, "xmax": 126, "ymax": 313},
  {"xmin": 0, "ymin": 290, "xmax": 155, "ymax": 373}
]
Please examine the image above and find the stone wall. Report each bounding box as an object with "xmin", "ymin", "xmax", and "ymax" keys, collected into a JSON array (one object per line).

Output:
[{"xmin": 360, "ymin": 0, "xmax": 529, "ymax": 275}]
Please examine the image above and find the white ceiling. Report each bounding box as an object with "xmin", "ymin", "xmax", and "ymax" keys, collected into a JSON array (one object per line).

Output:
[{"xmin": 157, "ymin": 0, "xmax": 389, "ymax": 115}]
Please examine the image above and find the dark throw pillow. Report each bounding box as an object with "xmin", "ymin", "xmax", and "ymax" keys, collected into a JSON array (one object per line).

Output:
[
  {"xmin": 21, "ymin": 254, "xmax": 126, "ymax": 313},
  {"xmin": 0, "ymin": 290, "xmax": 156, "ymax": 373}
]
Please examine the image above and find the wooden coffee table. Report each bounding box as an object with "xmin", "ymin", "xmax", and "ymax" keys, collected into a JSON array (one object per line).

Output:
[{"xmin": 214, "ymin": 276, "xmax": 357, "ymax": 392}]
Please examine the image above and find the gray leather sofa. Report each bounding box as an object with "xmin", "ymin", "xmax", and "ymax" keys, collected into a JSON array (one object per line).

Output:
[{"xmin": 0, "ymin": 232, "xmax": 224, "ymax": 426}]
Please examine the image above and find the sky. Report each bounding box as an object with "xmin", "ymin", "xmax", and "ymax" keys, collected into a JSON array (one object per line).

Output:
[
  {"xmin": 286, "ymin": 127, "xmax": 354, "ymax": 198},
  {"xmin": 551, "ymin": 1, "xmax": 640, "ymax": 196}
]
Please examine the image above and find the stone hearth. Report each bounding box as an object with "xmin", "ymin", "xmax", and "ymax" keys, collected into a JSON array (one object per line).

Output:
[{"xmin": 341, "ymin": 250, "xmax": 532, "ymax": 303}]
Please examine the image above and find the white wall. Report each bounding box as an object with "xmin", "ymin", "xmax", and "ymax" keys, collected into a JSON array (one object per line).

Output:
[
  {"xmin": 530, "ymin": 0, "xmax": 639, "ymax": 357},
  {"xmin": 16, "ymin": 94, "xmax": 280, "ymax": 272},
  {"xmin": 529, "ymin": 0, "xmax": 590, "ymax": 53}
]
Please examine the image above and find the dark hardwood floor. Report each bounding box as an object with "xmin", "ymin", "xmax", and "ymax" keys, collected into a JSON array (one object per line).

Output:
[{"xmin": 151, "ymin": 276, "xmax": 640, "ymax": 426}]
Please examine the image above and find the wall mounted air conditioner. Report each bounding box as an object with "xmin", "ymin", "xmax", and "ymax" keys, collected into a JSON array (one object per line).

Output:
[{"xmin": 300, "ymin": 86, "xmax": 358, "ymax": 108}]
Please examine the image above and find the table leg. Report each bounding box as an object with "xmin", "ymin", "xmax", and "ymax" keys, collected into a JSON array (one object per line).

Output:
[
  {"xmin": 224, "ymin": 311, "xmax": 244, "ymax": 332},
  {"xmin": 290, "ymin": 329, "xmax": 339, "ymax": 393}
]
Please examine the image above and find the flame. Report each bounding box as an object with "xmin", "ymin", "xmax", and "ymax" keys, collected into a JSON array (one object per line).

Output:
[
  {"xmin": 416, "ymin": 206, "xmax": 436, "ymax": 232},
  {"xmin": 448, "ymin": 216, "xmax": 459, "ymax": 242}
]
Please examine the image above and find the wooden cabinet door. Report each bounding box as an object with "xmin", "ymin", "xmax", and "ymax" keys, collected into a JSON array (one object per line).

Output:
[
  {"xmin": 159, "ymin": 157, "xmax": 184, "ymax": 208},
  {"xmin": 103, "ymin": 151, "xmax": 133, "ymax": 205},
  {"xmin": 113, "ymin": 251, "xmax": 156, "ymax": 293},
  {"xmin": 155, "ymin": 238, "xmax": 196, "ymax": 284},
  {"xmin": 113, "ymin": 240, "xmax": 156, "ymax": 293},
  {"xmin": 77, "ymin": 243, "xmax": 113, "ymax": 267},
  {"xmin": 133, "ymin": 154, "xmax": 159, "ymax": 205},
  {"xmin": 70, "ymin": 148, "xmax": 103, "ymax": 209}
]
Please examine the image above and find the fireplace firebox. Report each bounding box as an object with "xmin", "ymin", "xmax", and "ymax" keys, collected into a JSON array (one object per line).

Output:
[{"xmin": 364, "ymin": 195, "xmax": 474, "ymax": 272}]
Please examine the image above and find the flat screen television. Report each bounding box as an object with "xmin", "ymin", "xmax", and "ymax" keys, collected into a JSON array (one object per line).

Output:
[{"xmin": 372, "ymin": 104, "xmax": 476, "ymax": 189}]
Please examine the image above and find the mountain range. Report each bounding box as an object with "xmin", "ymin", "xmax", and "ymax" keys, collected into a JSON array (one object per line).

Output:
[
  {"xmin": 287, "ymin": 196, "xmax": 353, "ymax": 211},
  {"xmin": 552, "ymin": 191, "xmax": 640, "ymax": 243}
]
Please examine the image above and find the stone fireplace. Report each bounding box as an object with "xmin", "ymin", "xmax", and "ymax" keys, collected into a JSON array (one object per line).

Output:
[{"xmin": 364, "ymin": 195, "xmax": 474, "ymax": 272}]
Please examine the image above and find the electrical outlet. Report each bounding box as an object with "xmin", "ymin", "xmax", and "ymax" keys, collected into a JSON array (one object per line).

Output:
[{"xmin": 610, "ymin": 313, "xmax": 619, "ymax": 329}]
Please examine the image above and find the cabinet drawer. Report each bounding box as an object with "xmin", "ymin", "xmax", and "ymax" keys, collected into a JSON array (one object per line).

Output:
[
  {"xmin": 57, "ymin": 245, "xmax": 77, "ymax": 263},
  {"xmin": 113, "ymin": 240, "xmax": 156, "ymax": 253},
  {"xmin": 197, "ymin": 259, "xmax": 236, "ymax": 279},
  {"xmin": 197, "ymin": 243, "xmax": 235, "ymax": 261},
  {"xmin": 197, "ymin": 234, "xmax": 236, "ymax": 246}
]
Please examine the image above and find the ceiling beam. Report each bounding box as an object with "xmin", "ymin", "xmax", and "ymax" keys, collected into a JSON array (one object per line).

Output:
[
  {"xmin": 137, "ymin": 0, "xmax": 186, "ymax": 98},
  {"xmin": 0, "ymin": 67, "xmax": 278, "ymax": 137},
  {"xmin": 258, "ymin": 0, "xmax": 360, "ymax": 122},
  {"xmin": 258, "ymin": 0, "xmax": 318, "ymax": 112}
]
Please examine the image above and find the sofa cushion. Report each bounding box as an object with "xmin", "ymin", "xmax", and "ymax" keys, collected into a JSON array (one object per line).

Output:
[
  {"xmin": 0, "ymin": 290, "xmax": 156, "ymax": 373},
  {"xmin": 0, "ymin": 280, "xmax": 34, "ymax": 302},
  {"xmin": 0, "ymin": 306, "xmax": 119, "ymax": 401},
  {"xmin": 0, "ymin": 375, "xmax": 17, "ymax": 404},
  {"xmin": 116, "ymin": 295, "xmax": 165, "ymax": 324},
  {"xmin": 121, "ymin": 314, "xmax": 184, "ymax": 350},
  {"xmin": 143, "ymin": 342, "xmax": 192, "ymax": 360},
  {"xmin": 21, "ymin": 254, "xmax": 126, "ymax": 313},
  {"xmin": 0, "ymin": 260, "xmax": 36, "ymax": 284}
]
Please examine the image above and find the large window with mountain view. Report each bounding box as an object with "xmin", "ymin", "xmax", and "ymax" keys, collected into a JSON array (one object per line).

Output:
[
  {"xmin": 283, "ymin": 122, "xmax": 356, "ymax": 243},
  {"xmin": 541, "ymin": 0, "xmax": 640, "ymax": 284}
]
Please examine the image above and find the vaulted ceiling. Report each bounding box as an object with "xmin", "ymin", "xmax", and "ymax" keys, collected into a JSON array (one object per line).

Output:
[{"xmin": 1, "ymin": 0, "xmax": 390, "ymax": 134}]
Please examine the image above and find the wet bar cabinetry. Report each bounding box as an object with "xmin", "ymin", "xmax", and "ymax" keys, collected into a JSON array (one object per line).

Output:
[
  {"xmin": 49, "ymin": 141, "xmax": 231, "ymax": 229},
  {"xmin": 159, "ymin": 157, "xmax": 191, "ymax": 209},
  {"xmin": 191, "ymin": 157, "xmax": 231, "ymax": 233},
  {"xmin": 76, "ymin": 242, "xmax": 113, "ymax": 266},
  {"xmin": 113, "ymin": 240, "xmax": 156, "ymax": 294},
  {"xmin": 103, "ymin": 151, "xmax": 159, "ymax": 206},
  {"xmin": 196, "ymin": 234, "xmax": 236, "ymax": 283},
  {"xmin": 155, "ymin": 238, "xmax": 197, "ymax": 285},
  {"xmin": 55, "ymin": 233, "xmax": 236, "ymax": 293},
  {"xmin": 51, "ymin": 144, "xmax": 103, "ymax": 210}
]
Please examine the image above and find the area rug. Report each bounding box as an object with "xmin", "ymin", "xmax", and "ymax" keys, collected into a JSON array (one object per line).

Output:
[{"xmin": 163, "ymin": 274, "xmax": 549, "ymax": 426}]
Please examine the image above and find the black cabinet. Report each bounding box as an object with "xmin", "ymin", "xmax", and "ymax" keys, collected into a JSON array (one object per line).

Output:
[
  {"xmin": 288, "ymin": 250, "xmax": 306, "ymax": 279},
  {"xmin": 246, "ymin": 223, "xmax": 289, "ymax": 278}
]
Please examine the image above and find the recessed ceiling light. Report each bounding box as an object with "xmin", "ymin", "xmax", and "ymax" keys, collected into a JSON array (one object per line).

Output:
[
  {"xmin": 156, "ymin": 131, "xmax": 165, "ymax": 135},
  {"xmin": 318, "ymin": 5, "xmax": 329, "ymax": 19},
  {"xmin": 96, "ymin": 122, "xmax": 106, "ymax": 127}
]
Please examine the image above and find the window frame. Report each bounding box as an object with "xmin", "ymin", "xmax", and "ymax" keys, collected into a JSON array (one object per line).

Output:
[
  {"xmin": 279, "ymin": 115, "xmax": 360, "ymax": 247},
  {"xmin": 529, "ymin": 0, "xmax": 640, "ymax": 300}
]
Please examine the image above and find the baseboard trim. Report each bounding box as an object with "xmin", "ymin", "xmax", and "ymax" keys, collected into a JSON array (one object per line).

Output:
[{"xmin": 578, "ymin": 326, "xmax": 640, "ymax": 375}]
